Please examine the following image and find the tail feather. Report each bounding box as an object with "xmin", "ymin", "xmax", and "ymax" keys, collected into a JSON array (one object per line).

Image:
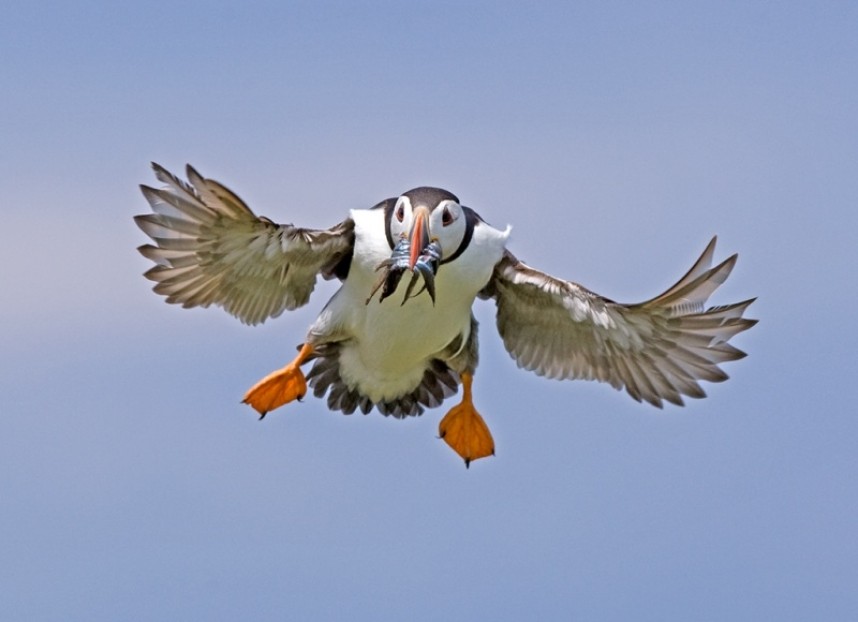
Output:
[{"xmin": 306, "ymin": 344, "xmax": 460, "ymax": 418}]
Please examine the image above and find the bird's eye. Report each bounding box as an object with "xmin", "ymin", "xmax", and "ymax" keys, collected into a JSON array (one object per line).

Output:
[
  {"xmin": 442, "ymin": 206, "xmax": 453, "ymax": 226},
  {"xmin": 396, "ymin": 204, "xmax": 405, "ymax": 223}
]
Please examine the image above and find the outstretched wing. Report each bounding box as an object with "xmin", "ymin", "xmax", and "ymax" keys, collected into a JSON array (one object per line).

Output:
[
  {"xmin": 482, "ymin": 237, "xmax": 756, "ymax": 407},
  {"xmin": 135, "ymin": 163, "xmax": 354, "ymax": 325}
]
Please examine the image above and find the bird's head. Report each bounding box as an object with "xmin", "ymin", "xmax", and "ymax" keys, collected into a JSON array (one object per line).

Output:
[
  {"xmin": 368, "ymin": 187, "xmax": 473, "ymax": 306},
  {"xmin": 388, "ymin": 187, "xmax": 469, "ymax": 269}
]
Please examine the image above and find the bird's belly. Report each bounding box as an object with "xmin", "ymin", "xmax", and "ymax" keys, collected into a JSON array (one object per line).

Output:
[
  {"xmin": 311, "ymin": 215, "xmax": 499, "ymax": 403},
  {"xmin": 334, "ymin": 275, "xmax": 475, "ymax": 403}
]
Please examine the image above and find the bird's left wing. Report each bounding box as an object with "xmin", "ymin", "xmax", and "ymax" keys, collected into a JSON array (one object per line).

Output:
[
  {"xmin": 135, "ymin": 163, "xmax": 354, "ymax": 325},
  {"xmin": 481, "ymin": 238, "xmax": 756, "ymax": 407}
]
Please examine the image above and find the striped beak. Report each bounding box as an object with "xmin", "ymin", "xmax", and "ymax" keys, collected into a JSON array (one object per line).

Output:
[{"xmin": 408, "ymin": 206, "xmax": 431, "ymax": 270}]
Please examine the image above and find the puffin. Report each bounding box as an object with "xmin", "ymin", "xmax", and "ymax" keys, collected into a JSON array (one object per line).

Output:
[{"xmin": 135, "ymin": 164, "xmax": 756, "ymax": 466}]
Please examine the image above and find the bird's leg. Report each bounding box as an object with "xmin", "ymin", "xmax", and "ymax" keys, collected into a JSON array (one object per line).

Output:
[
  {"xmin": 438, "ymin": 372, "xmax": 495, "ymax": 467},
  {"xmin": 242, "ymin": 343, "xmax": 314, "ymax": 418}
]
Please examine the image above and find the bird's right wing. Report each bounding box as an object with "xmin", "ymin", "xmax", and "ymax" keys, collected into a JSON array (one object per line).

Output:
[{"xmin": 135, "ymin": 163, "xmax": 354, "ymax": 325}]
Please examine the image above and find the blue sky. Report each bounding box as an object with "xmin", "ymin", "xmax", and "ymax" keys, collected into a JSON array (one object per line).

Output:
[{"xmin": 2, "ymin": 1, "xmax": 856, "ymax": 620}]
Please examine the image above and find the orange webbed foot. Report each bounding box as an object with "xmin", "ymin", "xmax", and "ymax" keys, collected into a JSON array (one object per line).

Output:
[
  {"xmin": 438, "ymin": 373, "xmax": 495, "ymax": 467},
  {"xmin": 242, "ymin": 343, "xmax": 313, "ymax": 418}
]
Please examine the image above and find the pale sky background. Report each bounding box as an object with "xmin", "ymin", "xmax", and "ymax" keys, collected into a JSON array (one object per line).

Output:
[{"xmin": 2, "ymin": 2, "xmax": 857, "ymax": 620}]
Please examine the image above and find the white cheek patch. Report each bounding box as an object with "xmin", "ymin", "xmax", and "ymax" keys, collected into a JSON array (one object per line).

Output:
[
  {"xmin": 431, "ymin": 201, "xmax": 466, "ymax": 259},
  {"xmin": 390, "ymin": 196, "xmax": 413, "ymax": 239}
]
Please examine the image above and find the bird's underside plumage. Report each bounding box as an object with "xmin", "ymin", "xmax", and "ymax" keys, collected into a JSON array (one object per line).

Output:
[
  {"xmin": 135, "ymin": 163, "xmax": 756, "ymax": 432},
  {"xmin": 306, "ymin": 343, "xmax": 461, "ymax": 418}
]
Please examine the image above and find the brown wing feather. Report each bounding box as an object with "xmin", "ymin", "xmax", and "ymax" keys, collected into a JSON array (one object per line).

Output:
[
  {"xmin": 135, "ymin": 163, "xmax": 354, "ymax": 325},
  {"xmin": 484, "ymin": 238, "xmax": 756, "ymax": 407}
]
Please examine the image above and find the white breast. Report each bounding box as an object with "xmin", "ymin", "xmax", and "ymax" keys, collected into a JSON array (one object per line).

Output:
[{"xmin": 309, "ymin": 207, "xmax": 510, "ymax": 403}]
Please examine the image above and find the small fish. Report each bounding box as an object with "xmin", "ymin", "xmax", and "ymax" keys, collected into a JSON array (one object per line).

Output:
[
  {"xmin": 366, "ymin": 237, "xmax": 443, "ymax": 305},
  {"xmin": 402, "ymin": 240, "xmax": 442, "ymax": 305}
]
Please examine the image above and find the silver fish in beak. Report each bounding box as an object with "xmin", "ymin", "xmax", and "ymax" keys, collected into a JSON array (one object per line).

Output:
[{"xmin": 366, "ymin": 206, "xmax": 442, "ymax": 305}]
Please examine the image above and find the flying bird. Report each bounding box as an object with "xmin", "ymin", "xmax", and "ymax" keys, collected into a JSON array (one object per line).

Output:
[{"xmin": 135, "ymin": 164, "xmax": 756, "ymax": 466}]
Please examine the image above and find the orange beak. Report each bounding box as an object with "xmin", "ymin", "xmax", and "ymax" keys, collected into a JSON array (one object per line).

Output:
[{"xmin": 408, "ymin": 206, "xmax": 431, "ymax": 269}]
